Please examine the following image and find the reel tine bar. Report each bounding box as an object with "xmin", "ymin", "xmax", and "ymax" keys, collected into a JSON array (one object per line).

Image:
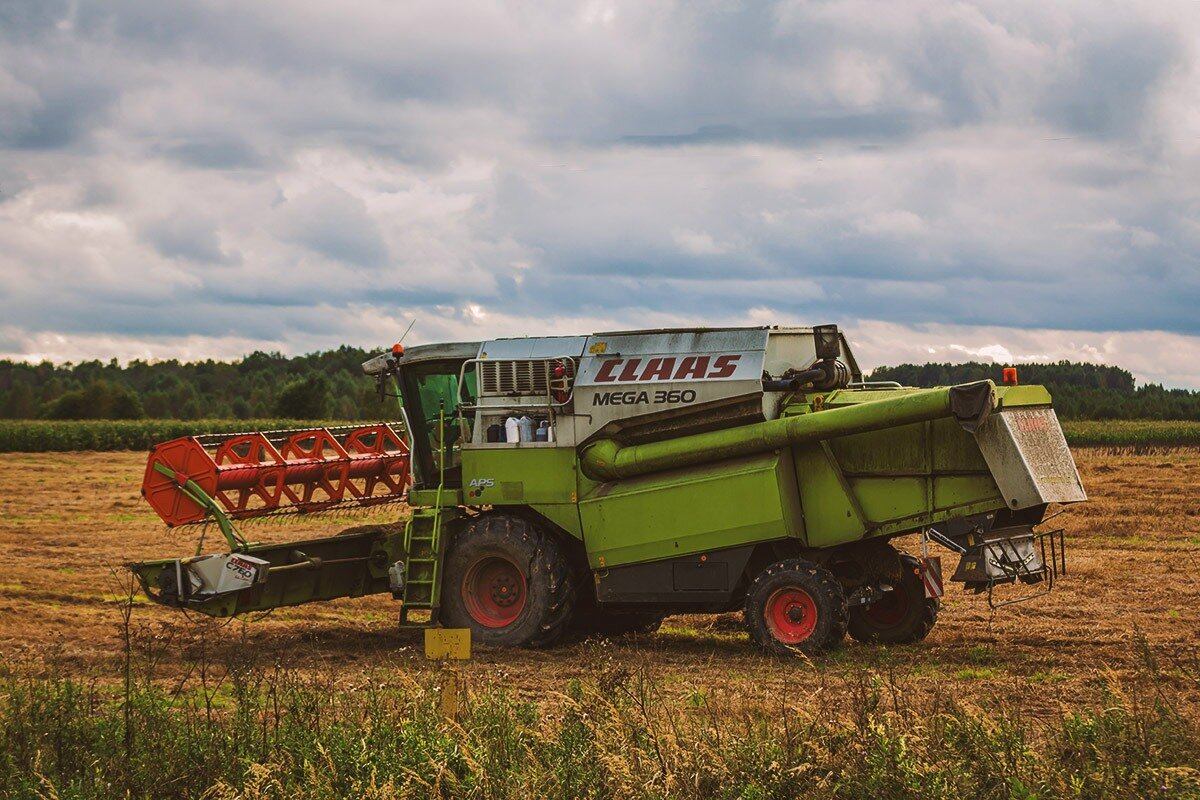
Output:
[{"xmin": 142, "ymin": 423, "xmax": 410, "ymax": 527}]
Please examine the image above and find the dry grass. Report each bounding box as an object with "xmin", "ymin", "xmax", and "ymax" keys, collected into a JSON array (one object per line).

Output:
[{"xmin": 0, "ymin": 449, "xmax": 1198, "ymax": 723}]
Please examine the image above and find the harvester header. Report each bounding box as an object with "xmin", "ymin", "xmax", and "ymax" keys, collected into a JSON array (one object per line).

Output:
[
  {"xmin": 142, "ymin": 423, "xmax": 410, "ymax": 527},
  {"xmin": 129, "ymin": 323, "xmax": 1086, "ymax": 656}
]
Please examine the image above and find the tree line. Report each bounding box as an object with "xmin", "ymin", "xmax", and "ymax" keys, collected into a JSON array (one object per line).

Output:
[
  {"xmin": 1, "ymin": 350, "xmax": 1197, "ymax": 421},
  {"xmin": 0, "ymin": 347, "xmax": 389, "ymax": 421},
  {"xmin": 866, "ymin": 361, "xmax": 1200, "ymax": 420}
]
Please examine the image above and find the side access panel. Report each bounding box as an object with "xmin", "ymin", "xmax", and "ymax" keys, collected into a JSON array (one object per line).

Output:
[
  {"xmin": 578, "ymin": 451, "xmax": 802, "ymax": 568},
  {"xmin": 795, "ymin": 416, "xmax": 1008, "ymax": 548},
  {"xmin": 595, "ymin": 544, "xmax": 756, "ymax": 604},
  {"xmin": 460, "ymin": 447, "xmax": 584, "ymax": 538},
  {"xmin": 975, "ymin": 407, "xmax": 1087, "ymax": 509}
]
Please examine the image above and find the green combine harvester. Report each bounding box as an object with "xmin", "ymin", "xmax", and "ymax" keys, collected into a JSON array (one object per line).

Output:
[{"xmin": 130, "ymin": 324, "xmax": 1085, "ymax": 655}]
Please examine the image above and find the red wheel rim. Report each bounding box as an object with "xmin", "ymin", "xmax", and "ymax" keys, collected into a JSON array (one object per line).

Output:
[
  {"xmin": 864, "ymin": 585, "xmax": 910, "ymax": 626},
  {"xmin": 462, "ymin": 555, "xmax": 527, "ymax": 628},
  {"xmin": 764, "ymin": 586, "xmax": 818, "ymax": 644}
]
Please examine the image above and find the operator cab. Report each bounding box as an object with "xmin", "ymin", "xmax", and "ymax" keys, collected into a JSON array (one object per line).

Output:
[{"xmin": 365, "ymin": 341, "xmax": 480, "ymax": 490}]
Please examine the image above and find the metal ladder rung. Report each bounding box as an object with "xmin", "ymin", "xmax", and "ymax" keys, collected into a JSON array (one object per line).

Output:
[{"xmin": 399, "ymin": 511, "xmax": 446, "ymax": 622}]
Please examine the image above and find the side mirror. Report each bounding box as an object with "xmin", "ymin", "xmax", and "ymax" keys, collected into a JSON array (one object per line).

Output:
[{"xmin": 813, "ymin": 324, "xmax": 842, "ymax": 361}]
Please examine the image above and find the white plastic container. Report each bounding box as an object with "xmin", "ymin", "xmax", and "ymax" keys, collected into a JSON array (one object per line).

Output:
[{"xmin": 504, "ymin": 416, "xmax": 520, "ymax": 443}]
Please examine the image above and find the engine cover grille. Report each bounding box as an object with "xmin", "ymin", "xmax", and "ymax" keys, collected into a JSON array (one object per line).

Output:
[{"xmin": 478, "ymin": 359, "xmax": 574, "ymax": 397}]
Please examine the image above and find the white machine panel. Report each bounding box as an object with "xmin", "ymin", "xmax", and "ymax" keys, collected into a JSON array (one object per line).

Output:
[
  {"xmin": 574, "ymin": 328, "xmax": 769, "ymax": 439},
  {"xmin": 975, "ymin": 407, "xmax": 1087, "ymax": 509},
  {"xmin": 477, "ymin": 336, "xmax": 589, "ymax": 361}
]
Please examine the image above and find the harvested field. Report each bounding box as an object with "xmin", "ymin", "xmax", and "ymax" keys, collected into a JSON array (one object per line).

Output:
[{"xmin": 0, "ymin": 448, "xmax": 1198, "ymax": 718}]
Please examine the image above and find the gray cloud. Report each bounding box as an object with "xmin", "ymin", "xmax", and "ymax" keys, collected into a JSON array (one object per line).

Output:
[
  {"xmin": 142, "ymin": 215, "xmax": 239, "ymax": 264},
  {"xmin": 1, "ymin": 0, "xmax": 1198, "ymax": 384},
  {"xmin": 278, "ymin": 184, "xmax": 390, "ymax": 267},
  {"xmin": 159, "ymin": 138, "xmax": 269, "ymax": 170}
]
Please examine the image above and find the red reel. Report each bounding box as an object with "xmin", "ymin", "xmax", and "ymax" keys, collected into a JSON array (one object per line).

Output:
[{"xmin": 142, "ymin": 424, "xmax": 410, "ymax": 527}]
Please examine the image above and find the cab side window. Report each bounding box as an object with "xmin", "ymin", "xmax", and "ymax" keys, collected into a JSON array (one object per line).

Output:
[{"xmin": 405, "ymin": 361, "xmax": 477, "ymax": 487}]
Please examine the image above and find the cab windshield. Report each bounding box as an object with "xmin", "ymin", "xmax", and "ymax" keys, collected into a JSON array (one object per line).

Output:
[{"xmin": 400, "ymin": 359, "xmax": 477, "ymax": 488}]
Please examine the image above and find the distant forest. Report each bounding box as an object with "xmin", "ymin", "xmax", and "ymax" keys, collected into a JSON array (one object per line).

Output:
[
  {"xmin": 0, "ymin": 350, "xmax": 1197, "ymax": 421},
  {"xmin": 0, "ymin": 347, "xmax": 387, "ymax": 421},
  {"xmin": 868, "ymin": 362, "xmax": 1200, "ymax": 420}
]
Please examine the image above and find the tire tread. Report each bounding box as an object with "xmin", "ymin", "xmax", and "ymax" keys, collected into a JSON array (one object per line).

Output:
[
  {"xmin": 743, "ymin": 558, "xmax": 848, "ymax": 657},
  {"xmin": 439, "ymin": 513, "xmax": 576, "ymax": 648}
]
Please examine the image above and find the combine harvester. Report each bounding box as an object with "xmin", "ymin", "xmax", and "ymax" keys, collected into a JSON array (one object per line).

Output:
[{"xmin": 130, "ymin": 325, "xmax": 1085, "ymax": 655}]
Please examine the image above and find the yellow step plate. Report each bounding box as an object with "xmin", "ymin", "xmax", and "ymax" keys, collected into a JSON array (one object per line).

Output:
[{"xmin": 424, "ymin": 628, "xmax": 471, "ymax": 660}]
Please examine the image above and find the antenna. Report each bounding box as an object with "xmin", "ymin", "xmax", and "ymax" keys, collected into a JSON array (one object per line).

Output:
[{"xmin": 398, "ymin": 318, "xmax": 416, "ymax": 345}]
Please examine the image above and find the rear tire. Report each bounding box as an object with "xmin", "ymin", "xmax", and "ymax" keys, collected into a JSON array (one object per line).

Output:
[
  {"xmin": 848, "ymin": 553, "xmax": 938, "ymax": 644},
  {"xmin": 439, "ymin": 514, "xmax": 575, "ymax": 648},
  {"xmin": 744, "ymin": 559, "xmax": 847, "ymax": 657}
]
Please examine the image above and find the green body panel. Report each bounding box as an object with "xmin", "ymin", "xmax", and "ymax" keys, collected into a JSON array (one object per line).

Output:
[
  {"xmin": 996, "ymin": 385, "xmax": 1052, "ymax": 408},
  {"xmin": 573, "ymin": 383, "xmax": 1004, "ymax": 563},
  {"xmin": 410, "ymin": 488, "xmax": 463, "ymax": 507},
  {"xmin": 792, "ymin": 443, "xmax": 867, "ymax": 547},
  {"xmin": 821, "ymin": 383, "xmax": 1049, "ymax": 411},
  {"xmin": 528, "ymin": 502, "xmax": 586, "ymax": 540},
  {"xmin": 789, "ymin": 411, "xmax": 1008, "ymax": 547},
  {"xmin": 462, "ymin": 447, "xmax": 579, "ymax": 504},
  {"xmin": 461, "ymin": 446, "xmax": 584, "ymax": 539},
  {"xmin": 578, "ymin": 452, "xmax": 801, "ymax": 568}
]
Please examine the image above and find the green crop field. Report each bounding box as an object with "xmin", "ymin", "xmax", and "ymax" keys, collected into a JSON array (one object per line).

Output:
[
  {"xmin": 0, "ymin": 419, "xmax": 359, "ymax": 452},
  {"xmin": 0, "ymin": 418, "xmax": 1198, "ymax": 453},
  {"xmin": 1060, "ymin": 419, "xmax": 1200, "ymax": 448}
]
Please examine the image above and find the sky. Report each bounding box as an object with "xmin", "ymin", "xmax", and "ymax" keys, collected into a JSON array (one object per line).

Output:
[{"xmin": 1, "ymin": 1, "xmax": 1199, "ymax": 387}]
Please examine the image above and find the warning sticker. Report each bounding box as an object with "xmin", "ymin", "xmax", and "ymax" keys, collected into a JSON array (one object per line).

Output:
[{"xmin": 920, "ymin": 556, "xmax": 944, "ymax": 599}]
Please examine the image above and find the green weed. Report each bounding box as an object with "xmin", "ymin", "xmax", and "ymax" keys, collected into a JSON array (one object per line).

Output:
[
  {"xmin": 954, "ymin": 667, "xmax": 1000, "ymax": 680},
  {"xmin": 1, "ymin": 651, "xmax": 1196, "ymax": 800}
]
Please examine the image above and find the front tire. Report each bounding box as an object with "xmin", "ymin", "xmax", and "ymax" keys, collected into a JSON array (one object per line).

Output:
[
  {"xmin": 439, "ymin": 514, "xmax": 576, "ymax": 648},
  {"xmin": 848, "ymin": 553, "xmax": 938, "ymax": 644},
  {"xmin": 744, "ymin": 559, "xmax": 847, "ymax": 657}
]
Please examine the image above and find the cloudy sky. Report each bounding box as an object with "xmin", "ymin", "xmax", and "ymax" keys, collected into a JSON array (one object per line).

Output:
[{"xmin": 2, "ymin": 1, "xmax": 1199, "ymax": 386}]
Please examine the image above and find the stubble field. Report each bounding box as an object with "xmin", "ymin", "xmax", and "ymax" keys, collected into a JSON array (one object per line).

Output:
[{"xmin": 0, "ymin": 448, "xmax": 1197, "ymax": 714}]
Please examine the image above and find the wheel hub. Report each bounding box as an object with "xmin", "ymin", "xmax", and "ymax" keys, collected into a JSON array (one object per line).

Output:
[
  {"xmin": 462, "ymin": 555, "xmax": 527, "ymax": 628},
  {"xmin": 864, "ymin": 583, "xmax": 909, "ymax": 627},
  {"xmin": 491, "ymin": 575, "xmax": 520, "ymax": 607},
  {"xmin": 764, "ymin": 586, "xmax": 819, "ymax": 644}
]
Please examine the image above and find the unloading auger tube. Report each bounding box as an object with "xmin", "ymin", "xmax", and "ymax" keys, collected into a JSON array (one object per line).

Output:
[{"xmin": 581, "ymin": 380, "xmax": 996, "ymax": 482}]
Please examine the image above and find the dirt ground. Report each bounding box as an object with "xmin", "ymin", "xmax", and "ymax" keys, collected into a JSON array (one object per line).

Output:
[{"xmin": 1, "ymin": 449, "xmax": 1198, "ymax": 717}]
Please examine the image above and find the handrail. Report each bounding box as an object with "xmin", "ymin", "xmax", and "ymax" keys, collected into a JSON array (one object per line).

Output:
[{"xmin": 456, "ymin": 354, "xmax": 580, "ymax": 410}]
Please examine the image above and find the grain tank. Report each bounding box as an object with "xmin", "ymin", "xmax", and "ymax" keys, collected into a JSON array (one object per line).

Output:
[{"xmin": 130, "ymin": 324, "xmax": 1085, "ymax": 655}]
